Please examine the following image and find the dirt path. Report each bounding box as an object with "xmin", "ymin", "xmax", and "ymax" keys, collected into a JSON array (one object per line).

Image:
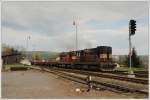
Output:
[{"xmin": 1, "ymin": 69, "xmax": 147, "ymax": 99}]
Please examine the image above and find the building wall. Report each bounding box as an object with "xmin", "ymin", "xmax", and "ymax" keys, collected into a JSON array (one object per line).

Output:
[{"xmin": 2, "ymin": 55, "xmax": 22, "ymax": 64}]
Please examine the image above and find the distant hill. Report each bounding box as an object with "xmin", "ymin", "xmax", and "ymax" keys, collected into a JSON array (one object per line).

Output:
[{"xmin": 24, "ymin": 51, "xmax": 59, "ymax": 60}]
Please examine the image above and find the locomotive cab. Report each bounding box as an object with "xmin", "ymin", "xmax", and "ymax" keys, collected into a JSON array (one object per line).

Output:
[
  {"xmin": 98, "ymin": 46, "xmax": 112, "ymax": 62},
  {"xmin": 97, "ymin": 46, "xmax": 116, "ymax": 71},
  {"xmin": 58, "ymin": 46, "xmax": 116, "ymax": 71}
]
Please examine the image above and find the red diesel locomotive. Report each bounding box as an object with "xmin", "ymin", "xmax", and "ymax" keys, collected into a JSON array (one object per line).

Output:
[{"xmin": 31, "ymin": 46, "xmax": 116, "ymax": 71}]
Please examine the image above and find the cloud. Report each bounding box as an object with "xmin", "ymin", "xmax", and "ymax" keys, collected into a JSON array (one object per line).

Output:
[{"xmin": 1, "ymin": 1, "xmax": 149, "ymax": 55}]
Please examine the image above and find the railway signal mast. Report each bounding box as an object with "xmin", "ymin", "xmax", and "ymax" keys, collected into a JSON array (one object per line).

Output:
[{"xmin": 128, "ymin": 19, "xmax": 136, "ymax": 78}]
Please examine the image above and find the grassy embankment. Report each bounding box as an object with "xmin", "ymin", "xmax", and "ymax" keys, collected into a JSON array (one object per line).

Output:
[
  {"xmin": 2, "ymin": 63, "xmax": 30, "ymax": 71},
  {"xmin": 116, "ymin": 66, "xmax": 148, "ymax": 72}
]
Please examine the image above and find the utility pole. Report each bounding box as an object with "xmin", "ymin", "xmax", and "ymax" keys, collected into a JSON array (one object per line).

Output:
[
  {"xmin": 73, "ymin": 20, "xmax": 92, "ymax": 91},
  {"xmin": 76, "ymin": 22, "xmax": 78, "ymax": 51},
  {"xmin": 73, "ymin": 20, "xmax": 78, "ymax": 51},
  {"xmin": 26, "ymin": 36, "xmax": 30, "ymax": 59}
]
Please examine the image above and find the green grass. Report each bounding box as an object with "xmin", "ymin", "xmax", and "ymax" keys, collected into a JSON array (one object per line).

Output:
[
  {"xmin": 3, "ymin": 63, "xmax": 30, "ymax": 71},
  {"xmin": 116, "ymin": 66, "xmax": 148, "ymax": 72}
]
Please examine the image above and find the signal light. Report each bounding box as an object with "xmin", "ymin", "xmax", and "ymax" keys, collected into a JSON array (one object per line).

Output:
[{"xmin": 129, "ymin": 20, "xmax": 136, "ymax": 35}]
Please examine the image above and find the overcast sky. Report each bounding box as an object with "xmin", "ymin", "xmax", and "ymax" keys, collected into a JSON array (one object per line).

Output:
[{"xmin": 2, "ymin": 1, "xmax": 149, "ymax": 55}]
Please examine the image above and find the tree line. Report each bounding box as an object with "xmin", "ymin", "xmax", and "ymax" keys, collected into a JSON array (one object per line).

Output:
[{"xmin": 123, "ymin": 47, "xmax": 143, "ymax": 68}]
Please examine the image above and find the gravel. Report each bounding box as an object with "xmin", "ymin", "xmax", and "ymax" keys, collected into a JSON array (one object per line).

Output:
[{"xmin": 1, "ymin": 69, "xmax": 148, "ymax": 99}]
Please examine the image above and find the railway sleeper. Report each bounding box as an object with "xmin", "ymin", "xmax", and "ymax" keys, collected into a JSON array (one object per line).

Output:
[
  {"xmin": 91, "ymin": 81, "xmax": 147, "ymax": 94},
  {"xmin": 51, "ymin": 68, "xmax": 147, "ymax": 94},
  {"xmin": 53, "ymin": 67, "xmax": 148, "ymax": 84},
  {"xmin": 30, "ymin": 66, "xmax": 148, "ymax": 95}
]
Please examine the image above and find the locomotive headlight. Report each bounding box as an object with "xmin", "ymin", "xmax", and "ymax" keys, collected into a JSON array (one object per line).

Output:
[
  {"xmin": 100, "ymin": 54, "xmax": 107, "ymax": 58},
  {"xmin": 72, "ymin": 56, "xmax": 77, "ymax": 60},
  {"xmin": 56, "ymin": 57, "xmax": 60, "ymax": 61},
  {"xmin": 109, "ymin": 54, "xmax": 112, "ymax": 58}
]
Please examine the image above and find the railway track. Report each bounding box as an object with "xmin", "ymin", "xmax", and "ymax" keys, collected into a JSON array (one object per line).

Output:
[
  {"xmin": 51, "ymin": 67, "xmax": 148, "ymax": 85},
  {"xmin": 100, "ymin": 71, "xmax": 148, "ymax": 78},
  {"xmin": 28, "ymin": 66, "xmax": 148, "ymax": 96}
]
